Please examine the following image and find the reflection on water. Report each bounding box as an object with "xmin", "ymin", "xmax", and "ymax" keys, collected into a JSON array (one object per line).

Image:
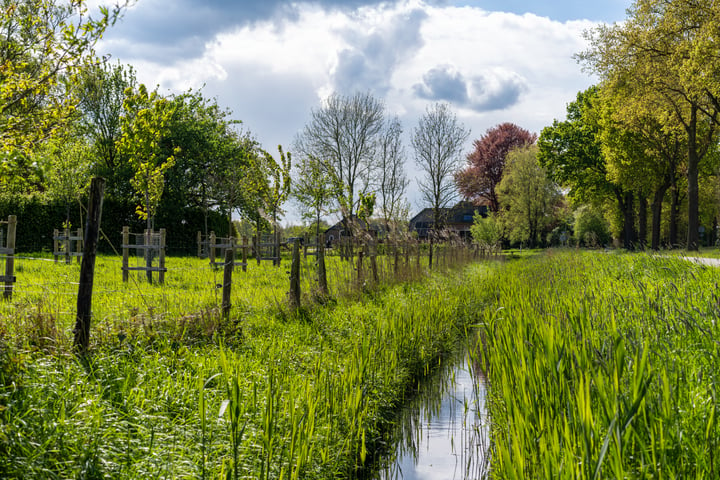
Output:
[{"xmin": 374, "ymin": 353, "xmax": 490, "ymax": 480}]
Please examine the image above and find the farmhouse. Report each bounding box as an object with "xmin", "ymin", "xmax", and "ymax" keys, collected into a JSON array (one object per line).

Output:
[
  {"xmin": 409, "ymin": 201, "xmax": 488, "ymax": 239},
  {"xmin": 324, "ymin": 215, "xmax": 383, "ymax": 245}
]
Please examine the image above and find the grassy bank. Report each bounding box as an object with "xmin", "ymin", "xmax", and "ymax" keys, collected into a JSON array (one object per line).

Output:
[
  {"xmin": 476, "ymin": 250, "xmax": 720, "ymax": 478},
  {"xmin": 0, "ymin": 253, "xmax": 488, "ymax": 479}
]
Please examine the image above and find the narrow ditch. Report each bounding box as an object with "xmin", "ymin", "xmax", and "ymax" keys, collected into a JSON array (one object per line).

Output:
[{"xmin": 370, "ymin": 350, "xmax": 491, "ymax": 479}]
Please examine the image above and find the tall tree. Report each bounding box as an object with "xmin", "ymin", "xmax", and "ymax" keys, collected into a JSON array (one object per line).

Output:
[
  {"xmin": 294, "ymin": 92, "xmax": 385, "ymax": 228},
  {"xmin": 580, "ymin": 0, "xmax": 720, "ymax": 250},
  {"xmin": 160, "ymin": 89, "xmax": 241, "ymax": 235},
  {"xmin": 496, "ymin": 146, "xmax": 562, "ymax": 248},
  {"xmin": 412, "ymin": 102, "xmax": 469, "ymax": 267},
  {"xmin": 0, "ymin": 0, "xmax": 127, "ymax": 151},
  {"xmin": 39, "ymin": 128, "xmax": 92, "ymax": 226},
  {"xmin": 538, "ymin": 87, "xmax": 638, "ymax": 249},
  {"xmin": 455, "ymin": 123, "xmax": 537, "ymax": 212},
  {"xmin": 598, "ymin": 90, "xmax": 685, "ymax": 249},
  {"xmin": 211, "ymin": 133, "xmax": 264, "ymax": 230},
  {"xmin": 75, "ymin": 60, "xmax": 136, "ymax": 196},
  {"xmin": 375, "ymin": 116, "xmax": 409, "ymax": 233}
]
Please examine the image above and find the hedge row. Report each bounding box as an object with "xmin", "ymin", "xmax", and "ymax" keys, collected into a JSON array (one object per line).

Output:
[{"xmin": 0, "ymin": 195, "xmax": 231, "ymax": 255}]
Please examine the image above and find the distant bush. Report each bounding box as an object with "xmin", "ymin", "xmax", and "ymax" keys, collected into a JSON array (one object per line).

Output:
[
  {"xmin": 0, "ymin": 194, "xmax": 230, "ymax": 255},
  {"xmin": 574, "ymin": 206, "xmax": 611, "ymax": 248}
]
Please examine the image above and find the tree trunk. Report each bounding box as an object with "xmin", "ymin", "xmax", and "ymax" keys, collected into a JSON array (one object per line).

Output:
[
  {"xmin": 638, "ymin": 194, "xmax": 648, "ymax": 250},
  {"xmin": 669, "ymin": 184, "xmax": 680, "ymax": 248},
  {"xmin": 686, "ymin": 105, "xmax": 700, "ymax": 251},
  {"xmin": 616, "ymin": 189, "xmax": 636, "ymax": 250},
  {"xmin": 650, "ymin": 184, "xmax": 669, "ymax": 251}
]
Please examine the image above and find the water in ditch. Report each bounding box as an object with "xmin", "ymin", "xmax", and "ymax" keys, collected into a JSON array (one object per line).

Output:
[{"xmin": 371, "ymin": 351, "xmax": 491, "ymax": 480}]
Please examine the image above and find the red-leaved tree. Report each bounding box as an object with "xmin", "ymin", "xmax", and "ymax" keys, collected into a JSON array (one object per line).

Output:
[{"xmin": 455, "ymin": 123, "xmax": 537, "ymax": 212}]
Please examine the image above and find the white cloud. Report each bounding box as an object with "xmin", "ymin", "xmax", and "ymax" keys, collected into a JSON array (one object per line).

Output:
[{"xmin": 96, "ymin": 0, "xmax": 604, "ymax": 221}]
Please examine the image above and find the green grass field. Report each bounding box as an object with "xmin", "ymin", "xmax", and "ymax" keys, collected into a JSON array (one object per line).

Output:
[
  {"xmin": 3, "ymin": 249, "xmax": 719, "ymax": 478},
  {"xmin": 0, "ymin": 248, "xmax": 484, "ymax": 479}
]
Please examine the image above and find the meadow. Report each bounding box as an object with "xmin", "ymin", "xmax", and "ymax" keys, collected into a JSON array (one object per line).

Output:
[
  {"xmin": 0, "ymin": 247, "xmax": 486, "ymax": 479},
  {"xmin": 4, "ymin": 247, "xmax": 718, "ymax": 479},
  {"xmin": 476, "ymin": 250, "xmax": 720, "ymax": 478}
]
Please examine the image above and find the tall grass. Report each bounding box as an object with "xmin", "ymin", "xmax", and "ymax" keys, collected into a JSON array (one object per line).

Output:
[
  {"xmin": 475, "ymin": 250, "xmax": 720, "ymax": 478},
  {"xmin": 0, "ymin": 248, "xmax": 488, "ymax": 479}
]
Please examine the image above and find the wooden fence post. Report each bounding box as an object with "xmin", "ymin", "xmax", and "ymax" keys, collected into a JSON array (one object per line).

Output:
[
  {"xmin": 222, "ymin": 248, "xmax": 233, "ymax": 319},
  {"xmin": 393, "ymin": 242, "xmax": 399, "ymax": 276},
  {"xmin": 255, "ymin": 232, "xmax": 261, "ymax": 265},
  {"xmin": 159, "ymin": 228, "xmax": 166, "ymax": 285},
  {"xmin": 369, "ymin": 241, "xmax": 378, "ymax": 283},
  {"xmin": 209, "ymin": 231, "xmax": 216, "ymax": 265},
  {"xmin": 275, "ymin": 229, "xmax": 281, "ymax": 267},
  {"xmin": 122, "ymin": 226, "xmax": 129, "ymax": 282},
  {"xmin": 64, "ymin": 227, "xmax": 71, "ymax": 264},
  {"xmin": 53, "ymin": 229, "xmax": 59, "ymax": 263},
  {"xmin": 76, "ymin": 228, "xmax": 83, "ymax": 264},
  {"xmin": 357, "ymin": 247, "xmax": 364, "ymax": 283},
  {"xmin": 317, "ymin": 234, "xmax": 328, "ymax": 297},
  {"xmin": 241, "ymin": 236, "xmax": 248, "ymax": 273},
  {"xmin": 2, "ymin": 215, "xmax": 16, "ymax": 300},
  {"xmin": 73, "ymin": 177, "xmax": 105, "ymax": 354},
  {"xmin": 288, "ymin": 239, "xmax": 301, "ymax": 309},
  {"xmin": 144, "ymin": 229, "xmax": 153, "ymax": 283}
]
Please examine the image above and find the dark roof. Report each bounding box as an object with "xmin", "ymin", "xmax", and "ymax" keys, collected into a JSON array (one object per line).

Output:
[{"xmin": 409, "ymin": 201, "xmax": 484, "ymax": 226}]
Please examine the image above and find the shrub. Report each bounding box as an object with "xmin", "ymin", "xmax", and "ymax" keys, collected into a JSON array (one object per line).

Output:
[{"xmin": 574, "ymin": 206, "xmax": 611, "ymax": 247}]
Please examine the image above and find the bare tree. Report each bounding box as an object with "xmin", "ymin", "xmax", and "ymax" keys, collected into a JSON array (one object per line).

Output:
[
  {"xmin": 412, "ymin": 102, "xmax": 469, "ymax": 267},
  {"xmin": 376, "ymin": 116, "xmax": 410, "ymax": 234},
  {"xmin": 294, "ymin": 92, "xmax": 385, "ymax": 230}
]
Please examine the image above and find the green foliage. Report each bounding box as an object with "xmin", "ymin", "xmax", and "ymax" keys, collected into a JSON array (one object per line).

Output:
[
  {"xmin": 37, "ymin": 130, "xmax": 93, "ymax": 221},
  {"xmin": 75, "ymin": 60, "xmax": 137, "ymax": 197},
  {"xmin": 0, "ymin": 194, "xmax": 230, "ymax": 254},
  {"xmin": 538, "ymin": 87, "xmax": 612, "ymax": 204},
  {"xmin": 574, "ymin": 205, "xmax": 611, "ymax": 247},
  {"xmin": 0, "ymin": 0, "xmax": 127, "ymax": 152},
  {"xmin": 470, "ymin": 211, "xmax": 501, "ymax": 248},
  {"xmin": 496, "ymin": 146, "xmax": 562, "ymax": 247},
  {"xmin": 357, "ymin": 192, "xmax": 376, "ymax": 223},
  {"xmin": 117, "ymin": 84, "xmax": 178, "ymax": 228}
]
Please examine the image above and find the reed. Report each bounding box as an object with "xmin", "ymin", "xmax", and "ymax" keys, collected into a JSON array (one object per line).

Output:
[{"xmin": 475, "ymin": 250, "xmax": 720, "ymax": 478}]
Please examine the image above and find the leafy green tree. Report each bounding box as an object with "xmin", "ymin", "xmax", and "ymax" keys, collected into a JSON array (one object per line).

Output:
[
  {"xmin": 292, "ymin": 153, "xmax": 338, "ymax": 239},
  {"xmin": 470, "ymin": 211, "xmax": 502, "ymax": 249},
  {"xmin": 38, "ymin": 129, "xmax": 92, "ymax": 226},
  {"xmin": 574, "ymin": 205, "xmax": 611, "ymax": 247},
  {"xmin": 598, "ymin": 90, "xmax": 685, "ymax": 249},
  {"xmin": 160, "ymin": 89, "xmax": 241, "ymax": 235},
  {"xmin": 1, "ymin": 0, "xmax": 127, "ymax": 151},
  {"xmin": 260, "ymin": 146, "xmax": 291, "ymax": 265},
  {"xmin": 496, "ymin": 146, "xmax": 562, "ymax": 248},
  {"xmin": 580, "ymin": 0, "xmax": 720, "ymax": 250},
  {"xmin": 75, "ymin": 60, "xmax": 136, "ymax": 197},
  {"xmin": 0, "ymin": 149, "xmax": 44, "ymax": 194},
  {"xmin": 117, "ymin": 84, "xmax": 177, "ymax": 230},
  {"xmin": 538, "ymin": 87, "xmax": 638, "ymax": 249},
  {"xmin": 213, "ymin": 134, "xmax": 267, "ymax": 232}
]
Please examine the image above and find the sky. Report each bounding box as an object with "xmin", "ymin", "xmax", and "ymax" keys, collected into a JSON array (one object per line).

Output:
[{"xmin": 93, "ymin": 0, "xmax": 631, "ymax": 223}]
